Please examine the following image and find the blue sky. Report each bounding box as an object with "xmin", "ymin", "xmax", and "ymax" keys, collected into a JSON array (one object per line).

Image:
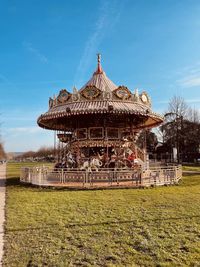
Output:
[{"xmin": 1, "ymin": 0, "xmax": 200, "ymax": 152}]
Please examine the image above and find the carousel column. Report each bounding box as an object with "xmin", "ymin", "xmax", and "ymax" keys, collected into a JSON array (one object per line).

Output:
[
  {"xmin": 134, "ymin": 131, "xmax": 140, "ymax": 160},
  {"xmin": 106, "ymin": 138, "xmax": 109, "ymax": 167},
  {"xmin": 54, "ymin": 130, "xmax": 56, "ymax": 161},
  {"xmin": 56, "ymin": 130, "xmax": 60, "ymax": 163},
  {"xmin": 76, "ymin": 120, "xmax": 80, "ymax": 169},
  {"xmin": 58, "ymin": 131, "xmax": 61, "ymax": 163},
  {"xmin": 77, "ymin": 140, "xmax": 80, "ymax": 168},
  {"xmin": 103, "ymin": 118, "xmax": 109, "ymax": 168},
  {"xmin": 64, "ymin": 131, "xmax": 67, "ymax": 162},
  {"xmin": 130, "ymin": 122, "xmax": 135, "ymax": 159},
  {"xmin": 61, "ymin": 133, "xmax": 63, "ymax": 163},
  {"xmin": 145, "ymin": 153, "xmax": 149, "ymax": 170},
  {"xmin": 144, "ymin": 129, "xmax": 149, "ymax": 170}
]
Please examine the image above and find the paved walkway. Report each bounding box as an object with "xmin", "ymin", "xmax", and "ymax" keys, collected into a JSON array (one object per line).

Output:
[{"xmin": 0, "ymin": 164, "xmax": 6, "ymax": 267}]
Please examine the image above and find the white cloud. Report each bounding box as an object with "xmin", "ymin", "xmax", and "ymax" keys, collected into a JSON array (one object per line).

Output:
[
  {"xmin": 156, "ymin": 98, "xmax": 200, "ymax": 105},
  {"xmin": 5, "ymin": 137, "xmax": 53, "ymax": 153},
  {"xmin": 5, "ymin": 126, "xmax": 43, "ymax": 135},
  {"xmin": 23, "ymin": 42, "xmax": 48, "ymax": 63},
  {"xmin": 2, "ymin": 116, "xmax": 35, "ymax": 122},
  {"xmin": 176, "ymin": 62, "xmax": 200, "ymax": 88},
  {"xmin": 156, "ymin": 100, "xmax": 169, "ymax": 104},
  {"xmin": 2, "ymin": 126, "xmax": 54, "ymax": 152},
  {"xmin": 178, "ymin": 75, "xmax": 200, "ymax": 87},
  {"xmin": 74, "ymin": 0, "xmax": 122, "ymax": 87},
  {"xmin": 185, "ymin": 98, "xmax": 200, "ymax": 104}
]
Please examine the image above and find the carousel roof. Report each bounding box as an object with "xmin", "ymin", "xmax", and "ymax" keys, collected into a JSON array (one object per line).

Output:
[
  {"xmin": 37, "ymin": 54, "xmax": 164, "ymax": 130},
  {"xmin": 79, "ymin": 54, "xmax": 117, "ymax": 92}
]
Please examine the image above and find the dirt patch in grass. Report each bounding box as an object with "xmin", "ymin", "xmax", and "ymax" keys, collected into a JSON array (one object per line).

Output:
[{"xmin": 3, "ymin": 163, "xmax": 200, "ymax": 266}]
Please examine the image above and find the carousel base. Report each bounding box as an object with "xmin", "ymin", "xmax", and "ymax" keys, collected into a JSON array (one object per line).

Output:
[{"xmin": 20, "ymin": 166, "xmax": 182, "ymax": 189}]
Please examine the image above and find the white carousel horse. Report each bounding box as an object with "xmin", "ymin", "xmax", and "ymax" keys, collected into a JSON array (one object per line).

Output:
[
  {"xmin": 66, "ymin": 152, "xmax": 76, "ymax": 168},
  {"xmin": 80, "ymin": 158, "xmax": 103, "ymax": 172}
]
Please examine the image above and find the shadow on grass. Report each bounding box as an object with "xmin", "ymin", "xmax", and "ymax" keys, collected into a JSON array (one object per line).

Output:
[
  {"xmin": 6, "ymin": 177, "xmax": 58, "ymax": 192},
  {"xmin": 183, "ymin": 171, "xmax": 200, "ymax": 177},
  {"xmin": 6, "ymin": 177, "xmax": 20, "ymax": 186},
  {"xmin": 5, "ymin": 177, "xmax": 146, "ymax": 191},
  {"xmin": 5, "ymin": 174, "xmax": 199, "ymax": 190}
]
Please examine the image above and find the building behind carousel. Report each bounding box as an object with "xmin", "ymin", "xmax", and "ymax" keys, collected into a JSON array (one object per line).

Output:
[{"xmin": 20, "ymin": 55, "xmax": 182, "ymax": 188}]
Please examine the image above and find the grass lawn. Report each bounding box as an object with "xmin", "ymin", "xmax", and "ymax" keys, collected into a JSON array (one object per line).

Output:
[
  {"xmin": 3, "ymin": 163, "xmax": 200, "ymax": 266},
  {"xmin": 182, "ymin": 165, "xmax": 200, "ymax": 172}
]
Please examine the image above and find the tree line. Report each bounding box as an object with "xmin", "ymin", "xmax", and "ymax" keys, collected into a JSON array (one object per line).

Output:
[{"xmin": 15, "ymin": 146, "xmax": 56, "ymax": 162}]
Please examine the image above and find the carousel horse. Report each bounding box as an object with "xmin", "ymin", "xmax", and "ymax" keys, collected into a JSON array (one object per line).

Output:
[
  {"xmin": 54, "ymin": 162, "xmax": 63, "ymax": 170},
  {"xmin": 80, "ymin": 158, "xmax": 103, "ymax": 172},
  {"xmin": 109, "ymin": 147, "xmax": 134, "ymax": 170},
  {"xmin": 56, "ymin": 152, "xmax": 76, "ymax": 169},
  {"xmin": 66, "ymin": 151, "xmax": 76, "ymax": 168},
  {"xmin": 97, "ymin": 152, "xmax": 109, "ymax": 167}
]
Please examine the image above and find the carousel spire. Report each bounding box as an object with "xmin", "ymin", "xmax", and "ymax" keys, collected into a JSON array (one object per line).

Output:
[{"xmin": 95, "ymin": 53, "xmax": 103, "ymax": 74}]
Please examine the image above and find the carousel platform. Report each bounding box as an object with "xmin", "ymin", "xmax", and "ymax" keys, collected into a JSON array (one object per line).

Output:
[{"xmin": 20, "ymin": 165, "xmax": 182, "ymax": 189}]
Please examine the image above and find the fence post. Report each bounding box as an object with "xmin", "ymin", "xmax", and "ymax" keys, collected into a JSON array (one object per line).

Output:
[
  {"xmin": 116, "ymin": 171, "xmax": 119, "ymax": 185},
  {"xmin": 38, "ymin": 168, "xmax": 42, "ymax": 185},
  {"xmin": 140, "ymin": 170, "xmax": 144, "ymax": 186},
  {"xmin": 172, "ymin": 166, "xmax": 176, "ymax": 183},
  {"xmin": 28, "ymin": 168, "xmax": 31, "ymax": 183},
  {"xmin": 179, "ymin": 165, "xmax": 182, "ymax": 181},
  {"xmin": 85, "ymin": 170, "xmax": 88, "ymax": 185},
  {"xmin": 83, "ymin": 172, "xmax": 85, "ymax": 187},
  {"xmin": 61, "ymin": 169, "xmax": 64, "ymax": 183}
]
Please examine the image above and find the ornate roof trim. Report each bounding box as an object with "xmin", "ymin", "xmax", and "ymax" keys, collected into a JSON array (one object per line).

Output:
[{"xmin": 38, "ymin": 100, "xmax": 163, "ymax": 130}]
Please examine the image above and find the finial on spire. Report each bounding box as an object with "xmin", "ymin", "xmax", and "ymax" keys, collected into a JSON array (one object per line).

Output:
[
  {"xmin": 95, "ymin": 53, "xmax": 103, "ymax": 74},
  {"xmin": 97, "ymin": 53, "xmax": 101, "ymax": 63},
  {"xmin": 73, "ymin": 86, "xmax": 78, "ymax": 94}
]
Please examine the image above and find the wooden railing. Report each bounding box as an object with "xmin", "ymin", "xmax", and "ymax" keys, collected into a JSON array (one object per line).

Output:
[{"xmin": 20, "ymin": 165, "xmax": 182, "ymax": 188}]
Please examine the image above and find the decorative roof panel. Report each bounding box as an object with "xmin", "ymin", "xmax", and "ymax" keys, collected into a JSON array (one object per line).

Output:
[{"xmin": 79, "ymin": 71, "xmax": 117, "ymax": 93}]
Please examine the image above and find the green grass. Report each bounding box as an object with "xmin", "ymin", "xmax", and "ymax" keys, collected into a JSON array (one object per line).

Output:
[
  {"xmin": 3, "ymin": 163, "xmax": 200, "ymax": 266},
  {"xmin": 182, "ymin": 165, "xmax": 200, "ymax": 172}
]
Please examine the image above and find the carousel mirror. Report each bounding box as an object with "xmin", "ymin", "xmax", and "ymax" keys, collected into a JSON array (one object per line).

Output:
[
  {"xmin": 76, "ymin": 128, "xmax": 87, "ymax": 140},
  {"xmin": 106, "ymin": 128, "xmax": 119, "ymax": 139},
  {"xmin": 89, "ymin": 127, "xmax": 103, "ymax": 139}
]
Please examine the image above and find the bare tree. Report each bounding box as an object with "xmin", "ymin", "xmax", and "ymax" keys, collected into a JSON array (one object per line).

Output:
[
  {"xmin": 167, "ymin": 96, "xmax": 188, "ymax": 119},
  {"xmin": 156, "ymin": 95, "xmax": 200, "ymax": 163},
  {"xmin": 187, "ymin": 107, "xmax": 200, "ymax": 123}
]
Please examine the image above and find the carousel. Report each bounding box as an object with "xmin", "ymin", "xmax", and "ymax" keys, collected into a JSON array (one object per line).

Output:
[{"xmin": 20, "ymin": 55, "xmax": 182, "ymax": 188}]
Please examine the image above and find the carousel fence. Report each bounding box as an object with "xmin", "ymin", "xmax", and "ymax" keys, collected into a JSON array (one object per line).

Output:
[
  {"xmin": 20, "ymin": 165, "xmax": 182, "ymax": 188},
  {"xmin": 140, "ymin": 165, "xmax": 182, "ymax": 186}
]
